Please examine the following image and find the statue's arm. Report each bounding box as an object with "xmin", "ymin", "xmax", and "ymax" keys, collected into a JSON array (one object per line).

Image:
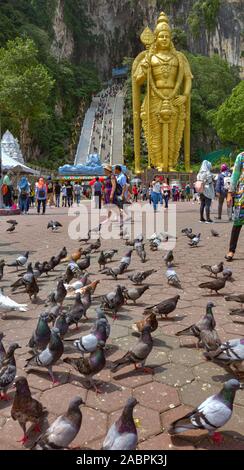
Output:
[
  {"xmin": 182, "ymin": 55, "xmax": 193, "ymax": 97},
  {"xmin": 133, "ymin": 59, "xmax": 148, "ymax": 85}
]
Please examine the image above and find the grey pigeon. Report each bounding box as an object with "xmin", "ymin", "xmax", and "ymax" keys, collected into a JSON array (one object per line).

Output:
[
  {"xmin": 186, "ymin": 231, "xmax": 197, "ymax": 240},
  {"xmin": 63, "ymin": 344, "xmax": 106, "ymax": 393},
  {"xmin": 24, "ymin": 328, "xmax": 64, "ymax": 385},
  {"xmin": 163, "ymin": 250, "xmax": 174, "ymax": 267},
  {"xmin": 28, "ymin": 313, "xmax": 51, "ymax": 352},
  {"xmin": 11, "ymin": 263, "xmax": 34, "ymax": 291},
  {"xmin": 68, "ymin": 318, "xmax": 109, "ymax": 355},
  {"xmin": 176, "ymin": 302, "xmax": 216, "ymax": 346},
  {"xmin": 0, "ymin": 343, "xmax": 21, "ymax": 400},
  {"xmin": 211, "ymin": 229, "xmax": 220, "ymax": 237},
  {"xmin": 77, "ymin": 255, "xmax": 90, "ymax": 272},
  {"xmin": 101, "ymin": 285, "xmax": 125, "ymax": 320},
  {"xmin": 204, "ymin": 338, "xmax": 244, "ymax": 376},
  {"xmin": 199, "ymin": 277, "xmax": 227, "ymax": 294},
  {"xmin": 102, "ymin": 397, "xmax": 138, "ymax": 450},
  {"xmin": 165, "ymin": 269, "xmax": 182, "ymax": 289},
  {"xmin": 59, "ymin": 247, "xmax": 68, "ymax": 260},
  {"xmin": 101, "ymin": 263, "xmax": 127, "ymax": 280},
  {"xmin": 111, "ymin": 325, "xmax": 153, "ymax": 374},
  {"xmin": 47, "ymin": 220, "xmax": 62, "ymax": 231},
  {"xmin": 54, "ymin": 313, "xmax": 69, "ymax": 339},
  {"xmin": 201, "ymin": 262, "xmax": 224, "ymax": 278},
  {"xmin": 169, "ymin": 379, "xmax": 243, "ymax": 444},
  {"xmin": 44, "ymin": 293, "xmax": 61, "ymax": 324},
  {"xmin": 0, "ymin": 332, "xmax": 6, "ymax": 368},
  {"xmin": 134, "ymin": 241, "xmax": 146, "ymax": 263},
  {"xmin": 199, "ymin": 328, "xmax": 222, "ymax": 352},
  {"xmin": 6, "ymin": 224, "xmax": 16, "ymax": 233},
  {"xmin": 65, "ymin": 293, "xmax": 86, "ymax": 329},
  {"xmin": 144, "ymin": 294, "xmax": 180, "ymax": 319},
  {"xmin": 7, "ymin": 220, "xmax": 18, "ymax": 226},
  {"xmin": 11, "ymin": 376, "xmax": 44, "ymax": 445},
  {"xmin": 225, "ymin": 293, "xmax": 244, "ymax": 307},
  {"xmin": 48, "ymin": 279, "xmax": 67, "ymax": 306},
  {"xmin": 222, "ymin": 268, "xmax": 234, "ymax": 282},
  {"xmin": 123, "ymin": 285, "xmax": 149, "ymax": 304},
  {"xmin": 98, "ymin": 251, "xmax": 107, "ymax": 270},
  {"xmin": 7, "ymin": 251, "xmax": 29, "ymax": 270},
  {"xmin": 33, "ymin": 397, "xmax": 84, "ymax": 449},
  {"xmin": 103, "ymin": 249, "xmax": 118, "ymax": 262},
  {"xmin": 120, "ymin": 250, "xmax": 133, "ymax": 269},
  {"xmin": 128, "ymin": 269, "xmax": 156, "ymax": 285},
  {"xmin": 181, "ymin": 228, "xmax": 192, "ymax": 235},
  {"xmin": 189, "ymin": 233, "xmax": 201, "ymax": 247}
]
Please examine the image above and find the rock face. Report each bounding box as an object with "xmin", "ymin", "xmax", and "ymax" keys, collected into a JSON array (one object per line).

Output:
[{"xmin": 51, "ymin": 0, "xmax": 243, "ymax": 76}]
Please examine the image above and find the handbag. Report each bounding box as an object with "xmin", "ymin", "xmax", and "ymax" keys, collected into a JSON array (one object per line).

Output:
[{"xmin": 194, "ymin": 180, "xmax": 204, "ymax": 193}]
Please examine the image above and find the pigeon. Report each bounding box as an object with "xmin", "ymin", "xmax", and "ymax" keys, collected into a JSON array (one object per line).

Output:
[
  {"xmin": 61, "ymin": 248, "xmax": 84, "ymax": 263},
  {"xmin": 201, "ymin": 262, "xmax": 224, "ymax": 278},
  {"xmin": 11, "ymin": 262, "xmax": 35, "ymax": 290},
  {"xmin": 101, "ymin": 285, "xmax": 125, "ymax": 319},
  {"xmin": 98, "ymin": 251, "xmax": 107, "ymax": 270},
  {"xmin": 0, "ymin": 261, "xmax": 5, "ymax": 281},
  {"xmin": 128, "ymin": 269, "xmax": 157, "ymax": 285},
  {"xmin": 44, "ymin": 293, "xmax": 61, "ymax": 324},
  {"xmin": 111, "ymin": 325, "xmax": 153, "ymax": 374},
  {"xmin": 134, "ymin": 241, "xmax": 146, "ymax": 263},
  {"xmin": 176, "ymin": 302, "xmax": 216, "ymax": 347},
  {"xmin": 25, "ymin": 276, "xmax": 39, "ymax": 302},
  {"xmin": 54, "ymin": 313, "xmax": 69, "ymax": 339},
  {"xmin": 189, "ymin": 233, "xmax": 201, "ymax": 247},
  {"xmin": 186, "ymin": 231, "xmax": 197, "ymax": 240},
  {"xmin": 144, "ymin": 294, "xmax": 180, "ymax": 319},
  {"xmin": 169, "ymin": 379, "xmax": 243, "ymax": 444},
  {"xmin": 65, "ymin": 293, "xmax": 86, "ymax": 329},
  {"xmin": 7, "ymin": 220, "xmax": 18, "ymax": 226},
  {"xmin": 79, "ymin": 230, "xmax": 91, "ymax": 243},
  {"xmin": 225, "ymin": 294, "xmax": 244, "ymax": 307},
  {"xmin": 102, "ymin": 397, "xmax": 138, "ymax": 450},
  {"xmin": 222, "ymin": 268, "xmax": 234, "ymax": 282},
  {"xmin": 101, "ymin": 263, "xmax": 127, "ymax": 280},
  {"xmin": 163, "ymin": 250, "xmax": 174, "ymax": 267},
  {"xmin": 48, "ymin": 279, "xmax": 67, "ymax": 306},
  {"xmin": 165, "ymin": 269, "xmax": 182, "ymax": 289},
  {"xmin": 199, "ymin": 328, "xmax": 222, "ymax": 352},
  {"xmin": 204, "ymin": 338, "xmax": 244, "ymax": 376},
  {"xmin": 32, "ymin": 397, "xmax": 84, "ymax": 450},
  {"xmin": 211, "ymin": 229, "xmax": 220, "ymax": 237},
  {"xmin": 89, "ymin": 239, "xmax": 101, "ymax": 251},
  {"xmin": 0, "ymin": 343, "xmax": 21, "ymax": 400},
  {"xmin": 28, "ymin": 313, "xmax": 51, "ymax": 352},
  {"xmin": 103, "ymin": 249, "xmax": 118, "ymax": 261},
  {"xmin": 69, "ymin": 318, "xmax": 110, "ymax": 355},
  {"xmin": 47, "ymin": 220, "xmax": 63, "ymax": 231},
  {"xmin": 24, "ymin": 328, "xmax": 64, "ymax": 385},
  {"xmin": 7, "ymin": 251, "xmax": 29, "ymax": 271},
  {"xmin": 123, "ymin": 285, "xmax": 149, "ymax": 304},
  {"xmin": 77, "ymin": 256, "xmax": 91, "ymax": 272},
  {"xmin": 0, "ymin": 289, "xmax": 28, "ymax": 315},
  {"xmin": 199, "ymin": 277, "xmax": 227, "ymax": 294},
  {"xmin": 63, "ymin": 344, "xmax": 106, "ymax": 393},
  {"xmin": 0, "ymin": 332, "xmax": 6, "ymax": 367},
  {"xmin": 59, "ymin": 247, "xmax": 68, "ymax": 260},
  {"xmin": 63, "ymin": 262, "xmax": 82, "ymax": 284},
  {"xmin": 132, "ymin": 312, "xmax": 158, "ymax": 335},
  {"xmin": 11, "ymin": 376, "xmax": 45, "ymax": 445},
  {"xmin": 65, "ymin": 280, "xmax": 100, "ymax": 299},
  {"xmin": 7, "ymin": 224, "xmax": 16, "ymax": 233},
  {"xmin": 64, "ymin": 273, "xmax": 90, "ymax": 292},
  {"xmin": 120, "ymin": 250, "xmax": 133, "ymax": 269},
  {"xmin": 181, "ymin": 228, "xmax": 192, "ymax": 235}
]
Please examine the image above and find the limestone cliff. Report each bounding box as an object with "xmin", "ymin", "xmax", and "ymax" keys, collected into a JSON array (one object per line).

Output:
[{"xmin": 52, "ymin": 0, "xmax": 243, "ymax": 76}]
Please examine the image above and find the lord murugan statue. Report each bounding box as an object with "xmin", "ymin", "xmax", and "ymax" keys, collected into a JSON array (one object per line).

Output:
[{"xmin": 132, "ymin": 12, "xmax": 193, "ymax": 173}]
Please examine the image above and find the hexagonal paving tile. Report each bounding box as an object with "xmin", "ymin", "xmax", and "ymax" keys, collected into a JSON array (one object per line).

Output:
[
  {"xmin": 134, "ymin": 382, "xmax": 180, "ymax": 412},
  {"xmin": 169, "ymin": 348, "xmax": 205, "ymax": 366},
  {"xmin": 154, "ymin": 363, "xmax": 194, "ymax": 387},
  {"xmin": 41, "ymin": 383, "xmax": 87, "ymax": 415},
  {"xmin": 180, "ymin": 380, "xmax": 220, "ymax": 408},
  {"xmin": 193, "ymin": 362, "xmax": 233, "ymax": 385},
  {"xmin": 86, "ymin": 386, "xmax": 131, "ymax": 412},
  {"xmin": 71, "ymin": 407, "xmax": 108, "ymax": 446}
]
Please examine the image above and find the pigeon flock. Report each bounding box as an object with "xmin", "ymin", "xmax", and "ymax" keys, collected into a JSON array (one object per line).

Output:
[{"xmin": 0, "ymin": 216, "xmax": 244, "ymax": 451}]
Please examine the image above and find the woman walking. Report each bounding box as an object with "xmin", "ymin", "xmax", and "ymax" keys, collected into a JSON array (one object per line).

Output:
[
  {"xmin": 196, "ymin": 160, "xmax": 215, "ymax": 223},
  {"xmin": 18, "ymin": 176, "xmax": 30, "ymax": 214},
  {"xmin": 36, "ymin": 177, "xmax": 47, "ymax": 215},
  {"xmin": 225, "ymin": 152, "xmax": 244, "ymax": 261},
  {"xmin": 151, "ymin": 176, "xmax": 161, "ymax": 212}
]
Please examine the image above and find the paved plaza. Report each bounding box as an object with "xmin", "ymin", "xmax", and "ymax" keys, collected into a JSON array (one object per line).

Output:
[{"xmin": 0, "ymin": 200, "xmax": 244, "ymax": 450}]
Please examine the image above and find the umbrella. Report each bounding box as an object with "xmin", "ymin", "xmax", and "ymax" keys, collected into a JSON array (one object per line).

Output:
[{"xmin": 131, "ymin": 177, "xmax": 142, "ymax": 184}]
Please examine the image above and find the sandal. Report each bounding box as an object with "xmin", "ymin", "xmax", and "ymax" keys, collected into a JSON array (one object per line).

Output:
[{"xmin": 225, "ymin": 254, "xmax": 234, "ymax": 262}]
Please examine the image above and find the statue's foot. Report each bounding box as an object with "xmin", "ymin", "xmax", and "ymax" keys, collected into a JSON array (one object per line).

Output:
[{"xmin": 169, "ymin": 167, "xmax": 177, "ymax": 172}]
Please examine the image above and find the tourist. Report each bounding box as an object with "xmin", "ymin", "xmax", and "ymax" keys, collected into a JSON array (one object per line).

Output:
[
  {"xmin": 114, "ymin": 165, "xmax": 127, "ymax": 220},
  {"xmin": 66, "ymin": 181, "xmax": 73, "ymax": 207},
  {"xmin": 162, "ymin": 181, "xmax": 170, "ymax": 209},
  {"xmin": 141, "ymin": 186, "xmax": 147, "ymax": 201},
  {"xmin": 225, "ymin": 152, "xmax": 244, "ymax": 261},
  {"xmin": 102, "ymin": 164, "xmax": 117, "ymax": 223},
  {"xmin": 29, "ymin": 186, "xmax": 35, "ymax": 207},
  {"xmin": 132, "ymin": 184, "xmax": 138, "ymax": 202},
  {"xmin": 180, "ymin": 189, "xmax": 185, "ymax": 202},
  {"xmin": 1, "ymin": 171, "xmax": 13, "ymax": 208},
  {"xmin": 93, "ymin": 177, "xmax": 102, "ymax": 210},
  {"xmin": 61, "ymin": 183, "xmax": 67, "ymax": 207},
  {"xmin": 54, "ymin": 180, "xmax": 62, "ymax": 208},
  {"xmin": 36, "ymin": 177, "xmax": 47, "ymax": 215},
  {"xmin": 47, "ymin": 177, "xmax": 54, "ymax": 207},
  {"xmin": 74, "ymin": 181, "xmax": 82, "ymax": 205},
  {"xmin": 196, "ymin": 160, "xmax": 215, "ymax": 223},
  {"xmin": 185, "ymin": 183, "xmax": 191, "ymax": 202},
  {"xmin": 151, "ymin": 176, "xmax": 161, "ymax": 212},
  {"xmin": 215, "ymin": 163, "xmax": 232, "ymax": 221},
  {"xmin": 18, "ymin": 176, "xmax": 30, "ymax": 214}
]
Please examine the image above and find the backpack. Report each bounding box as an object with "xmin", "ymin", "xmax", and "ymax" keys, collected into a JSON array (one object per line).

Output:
[
  {"xmin": 115, "ymin": 181, "xmax": 123, "ymax": 196},
  {"xmin": 20, "ymin": 188, "xmax": 27, "ymax": 198},
  {"xmin": 224, "ymin": 176, "xmax": 231, "ymax": 191},
  {"xmin": 194, "ymin": 180, "xmax": 204, "ymax": 193},
  {"xmin": 1, "ymin": 184, "xmax": 8, "ymax": 196},
  {"xmin": 38, "ymin": 188, "xmax": 46, "ymax": 198}
]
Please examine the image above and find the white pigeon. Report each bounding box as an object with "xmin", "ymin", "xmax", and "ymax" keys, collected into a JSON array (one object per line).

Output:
[{"xmin": 0, "ymin": 290, "xmax": 28, "ymax": 313}]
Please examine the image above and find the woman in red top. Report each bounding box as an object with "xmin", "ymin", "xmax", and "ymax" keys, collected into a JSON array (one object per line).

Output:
[{"xmin": 132, "ymin": 184, "xmax": 139, "ymax": 202}]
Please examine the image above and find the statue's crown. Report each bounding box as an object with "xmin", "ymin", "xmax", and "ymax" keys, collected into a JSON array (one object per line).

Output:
[{"xmin": 154, "ymin": 11, "xmax": 171, "ymax": 35}]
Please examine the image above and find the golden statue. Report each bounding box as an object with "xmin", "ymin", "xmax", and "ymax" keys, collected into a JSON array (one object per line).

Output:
[{"xmin": 132, "ymin": 12, "xmax": 193, "ymax": 173}]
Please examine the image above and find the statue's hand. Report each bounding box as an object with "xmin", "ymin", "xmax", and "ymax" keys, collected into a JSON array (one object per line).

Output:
[
  {"xmin": 173, "ymin": 95, "xmax": 187, "ymax": 106},
  {"xmin": 141, "ymin": 58, "xmax": 150, "ymax": 70}
]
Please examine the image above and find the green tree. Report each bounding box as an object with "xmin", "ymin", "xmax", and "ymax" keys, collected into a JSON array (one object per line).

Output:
[
  {"xmin": 213, "ymin": 81, "xmax": 244, "ymax": 147},
  {"xmin": 0, "ymin": 37, "xmax": 54, "ymax": 158}
]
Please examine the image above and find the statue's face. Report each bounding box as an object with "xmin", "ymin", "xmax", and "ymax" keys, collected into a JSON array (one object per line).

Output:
[{"xmin": 157, "ymin": 31, "xmax": 171, "ymax": 50}]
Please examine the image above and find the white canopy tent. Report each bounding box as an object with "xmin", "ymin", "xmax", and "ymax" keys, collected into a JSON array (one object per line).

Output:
[{"xmin": 1, "ymin": 152, "xmax": 39, "ymax": 175}]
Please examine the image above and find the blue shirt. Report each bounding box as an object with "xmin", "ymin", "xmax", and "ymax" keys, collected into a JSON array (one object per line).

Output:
[{"xmin": 116, "ymin": 172, "xmax": 127, "ymax": 188}]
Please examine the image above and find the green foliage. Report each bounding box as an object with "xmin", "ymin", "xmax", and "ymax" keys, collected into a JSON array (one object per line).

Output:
[
  {"xmin": 188, "ymin": 0, "xmax": 220, "ymax": 37},
  {"xmin": 213, "ymin": 81, "xmax": 244, "ymax": 147}
]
